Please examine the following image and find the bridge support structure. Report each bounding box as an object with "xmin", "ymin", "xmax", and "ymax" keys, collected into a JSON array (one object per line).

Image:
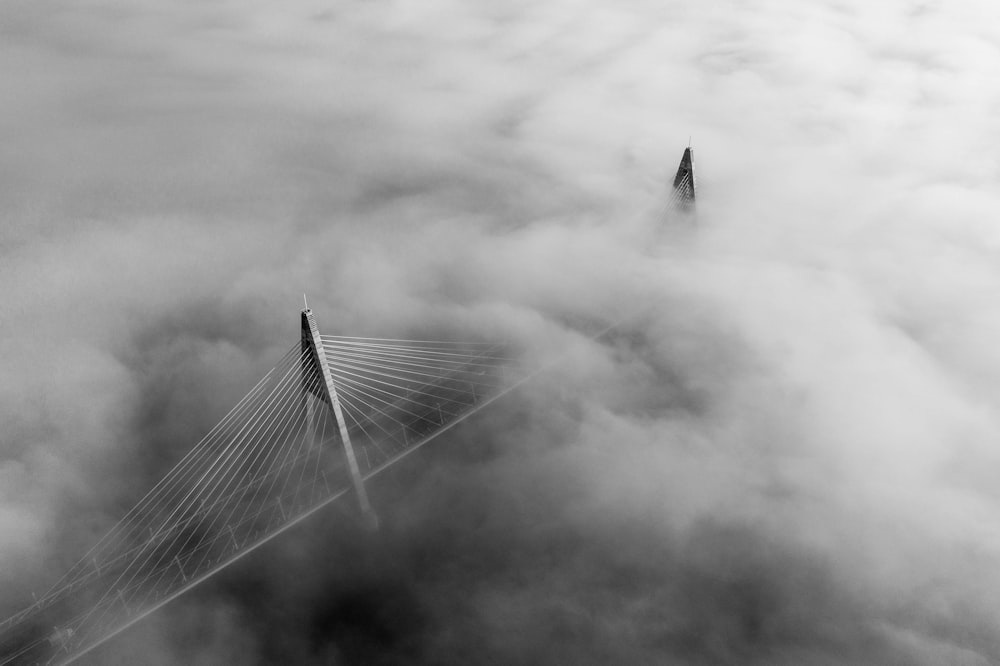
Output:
[
  {"xmin": 301, "ymin": 308, "xmax": 379, "ymax": 529},
  {"xmin": 671, "ymin": 146, "xmax": 696, "ymax": 215}
]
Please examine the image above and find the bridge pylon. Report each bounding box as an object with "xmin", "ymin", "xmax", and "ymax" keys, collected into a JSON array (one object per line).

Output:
[
  {"xmin": 300, "ymin": 308, "xmax": 379, "ymax": 530},
  {"xmin": 670, "ymin": 146, "xmax": 696, "ymax": 216}
]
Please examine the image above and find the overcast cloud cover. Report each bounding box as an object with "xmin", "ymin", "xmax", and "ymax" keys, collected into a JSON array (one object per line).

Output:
[{"xmin": 4, "ymin": 0, "xmax": 1000, "ymax": 664}]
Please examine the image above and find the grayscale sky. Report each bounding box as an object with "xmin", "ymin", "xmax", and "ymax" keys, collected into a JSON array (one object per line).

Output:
[{"xmin": 3, "ymin": 0, "xmax": 1000, "ymax": 664}]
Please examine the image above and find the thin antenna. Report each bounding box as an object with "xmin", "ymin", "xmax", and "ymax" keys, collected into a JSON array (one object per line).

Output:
[
  {"xmin": 688, "ymin": 135, "xmax": 692, "ymax": 148},
  {"xmin": 303, "ymin": 294, "xmax": 309, "ymax": 310}
]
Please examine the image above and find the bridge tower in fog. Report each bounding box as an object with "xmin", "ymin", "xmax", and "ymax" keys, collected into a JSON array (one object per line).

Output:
[
  {"xmin": 0, "ymin": 308, "xmax": 515, "ymax": 666},
  {"xmin": 670, "ymin": 146, "xmax": 696, "ymax": 215},
  {"xmin": 300, "ymin": 307, "xmax": 378, "ymax": 529}
]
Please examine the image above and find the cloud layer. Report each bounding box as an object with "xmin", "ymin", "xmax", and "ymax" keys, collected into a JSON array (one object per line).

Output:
[{"xmin": 3, "ymin": 0, "xmax": 1000, "ymax": 663}]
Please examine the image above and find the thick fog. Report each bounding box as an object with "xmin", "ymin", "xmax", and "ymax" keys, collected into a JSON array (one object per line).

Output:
[{"xmin": 3, "ymin": 0, "xmax": 1000, "ymax": 664}]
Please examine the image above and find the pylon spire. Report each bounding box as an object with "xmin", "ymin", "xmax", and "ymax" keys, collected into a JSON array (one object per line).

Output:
[
  {"xmin": 671, "ymin": 146, "xmax": 696, "ymax": 214},
  {"xmin": 301, "ymin": 307, "xmax": 379, "ymax": 530}
]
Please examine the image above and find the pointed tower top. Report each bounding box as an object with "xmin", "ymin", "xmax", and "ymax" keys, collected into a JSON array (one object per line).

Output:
[{"xmin": 671, "ymin": 146, "xmax": 696, "ymax": 214}]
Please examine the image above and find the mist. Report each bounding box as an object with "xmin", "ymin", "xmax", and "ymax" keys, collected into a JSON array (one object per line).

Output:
[{"xmin": 3, "ymin": 0, "xmax": 1000, "ymax": 663}]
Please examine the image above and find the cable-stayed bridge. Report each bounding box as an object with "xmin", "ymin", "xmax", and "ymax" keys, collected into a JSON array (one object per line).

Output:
[
  {"xmin": 0, "ymin": 309, "xmax": 520, "ymax": 665},
  {"xmin": 0, "ymin": 148, "xmax": 697, "ymax": 666}
]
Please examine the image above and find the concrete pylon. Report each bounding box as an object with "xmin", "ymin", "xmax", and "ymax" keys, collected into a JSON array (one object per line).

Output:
[
  {"xmin": 671, "ymin": 146, "xmax": 696, "ymax": 215},
  {"xmin": 301, "ymin": 308, "xmax": 379, "ymax": 530}
]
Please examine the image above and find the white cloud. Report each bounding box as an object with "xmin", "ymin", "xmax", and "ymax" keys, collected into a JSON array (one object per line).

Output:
[{"xmin": 3, "ymin": 0, "xmax": 1000, "ymax": 662}]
